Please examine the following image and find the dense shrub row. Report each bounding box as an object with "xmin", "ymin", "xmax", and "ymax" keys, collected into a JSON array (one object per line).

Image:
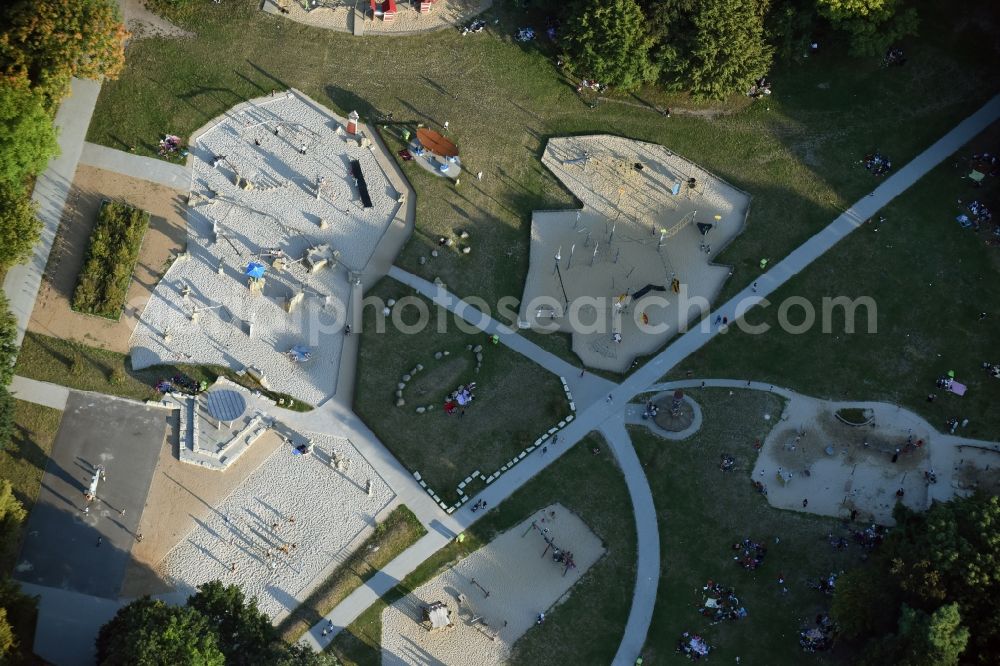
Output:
[{"xmin": 72, "ymin": 200, "xmax": 149, "ymax": 319}]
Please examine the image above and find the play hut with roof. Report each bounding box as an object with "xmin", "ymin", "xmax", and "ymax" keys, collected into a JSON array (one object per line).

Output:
[
  {"xmin": 422, "ymin": 601, "xmax": 454, "ymax": 633},
  {"xmin": 411, "ymin": 127, "xmax": 462, "ymax": 179}
]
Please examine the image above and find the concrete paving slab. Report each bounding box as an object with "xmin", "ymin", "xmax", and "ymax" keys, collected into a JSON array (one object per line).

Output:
[
  {"xmin": 79, "ymin": 142, "xmax": 191, "ymax": 190},
  {"xmin": 14, "ymin": 392, "xmax": 168, "ymax": 598}
]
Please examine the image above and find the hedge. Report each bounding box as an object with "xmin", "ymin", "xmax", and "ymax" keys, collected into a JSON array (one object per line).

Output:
[{"xmin": 72, "ymin": 200, "xmax": 149, "ymax": 319}]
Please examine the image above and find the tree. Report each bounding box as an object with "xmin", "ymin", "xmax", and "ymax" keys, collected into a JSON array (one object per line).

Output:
[
  {"xmin": 832, "ymin": 494, "xmax": 1000, "ymax": 665},
  {"xmin": 0, "ymin": 480, "xmax": 25, "ymax": 528},
  {"xmin": 816, "ymin": 0, "xmax": 919, "ymax": 56},
  {"xmin": 0, "ymin": 183, "xmax": 41, "ymax": 271},
  {"xmin": 187, "ymin": 581, "xmax": 274, "ymax": 663},
  {"xmin": 0, "ymin": 607, "xmax": 13, "ymax": 658},
  {"xmin": 0, "ymin": 82, "xmax": 59, "ymax": 188},
  {"xmin": 95, "ymin": 597, "xmax": 225, "ymax": 666},
  {"xmin": 659, "ymin": 0, "xmax": 774, "ymax": 99},
  {"xmin": 0, "ymin": 296, "xmax": 19, "ymax": 387},
  {"xmin": 272, "ymin": 643, "xmax": 341, "ymax": 666},
  {"xmin": 0, "ymin": 0, "xmax": 128, "ymax": 103},
  {"xmin": 895, "ymin": 603, "xmax": 969, "ymax": 666},
  {"xmin": 563, "ymin": 0, "xmax": 658, "ymax": 92}
]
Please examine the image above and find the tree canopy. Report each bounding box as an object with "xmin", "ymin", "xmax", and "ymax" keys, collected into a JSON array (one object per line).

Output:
[
  {"xmin": 0, "ymin": 0, "xmax": 128, "ymax": 103},
  {"xmin": 0, "ymin": 81, "xmax": 59, "ymax": 188},
  {"xmin": 187, "ymin": 581, "xmax": 275, "ymax": 663},
  {"xmin": 832, "ymin": 494, "xmax": 1000, "ymax": 665},
  {"xmin": 0, "ymin": 182, "xmax": 42, "ymax": 272},
  {"xmin": 97, "ymin": 583, "xmax": 341, "ymax": 666},
  {"xmin": 816, "ymin": 0, "xmax": 919, "ymax": 56},
  {"xmin": 657, "ymin": 0, "xmax": 774, "ymax": 99},
  {"xmin": 563, "ymin": 0, "xmax": 658, "ymax": 92},
  {"xmin": 96, "ymin": 597, "xmax": 226, "ymax": 666}
]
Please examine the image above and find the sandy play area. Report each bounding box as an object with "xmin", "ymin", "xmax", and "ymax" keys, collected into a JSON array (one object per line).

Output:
[
  {"xmin": 520, "ymin": 136, "xmax": 750, "ymax": 372},
  {"xmin": 29, "ymin": 165, "xmax": 187, "ymax": 352},
  {"xmin": 263, "ymin": 0, "xmax": 490, "ymax": 36},
  {"xmin": 381, "ymin": 504, "xmax": 604, "ymax": 665},
  {"xmin": 154, "ymin": 432, "xmax": 394, "ymax": 620},
  {"xmin": 752, "ymin": 396, "xmax": 995, "ymax": 525},
  {"xmin": 130, "ymin": 91, "xmax": 405, "ymax": 405}
]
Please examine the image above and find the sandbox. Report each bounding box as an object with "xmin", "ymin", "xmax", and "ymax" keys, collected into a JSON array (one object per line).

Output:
[
  {"xmin": 130, "ymin": 91, "xmax": 405, "ymax": 404},
  {"xmin": 263, "ymin": 0, "xmax": 490, "ymax": 36},
  {"xmin": 381, "ymin": 504, "xmax": 604, "ymax": 665},
  {"xmin": 155, "ymin": 432, "xmax": 393, "ymax": 620},
  {"xmin": 520, "ymin": 136, "xmax": 750, "ymax": 373}
]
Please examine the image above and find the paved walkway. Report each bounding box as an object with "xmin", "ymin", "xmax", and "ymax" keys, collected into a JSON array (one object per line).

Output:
[
  {"xmin": 599, "ymin": 416, "xmax": 660, "ymax": 666},
  {"xmin": 3, "ymin": 78, "xmax": 102, "ymax": 347},
  {"xmin": 78, "ymin": 142, "xmax": 191, "ymax": 190},
  {"xmin": 10, "ymin": 375, "xmax": 69, "ymax": 411}
]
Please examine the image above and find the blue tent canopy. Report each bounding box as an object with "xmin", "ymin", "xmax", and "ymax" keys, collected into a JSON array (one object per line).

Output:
[{"xmin": 245, "ymin": 262, "xmax": 266, "ymax": 279}]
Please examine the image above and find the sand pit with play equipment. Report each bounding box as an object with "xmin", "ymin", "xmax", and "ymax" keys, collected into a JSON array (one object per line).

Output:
[
  {"xmin": 752, "ymin": 393, "xmax": 998, "ymax": 525},
  {"xmin": 520, "ymin": 136, "xmax": 750, "ymax": 373},
  {"xmin": 380, "ymin": 504, "xmax": 604, "ymax": 665},
  {"xmin": 154, "ymin": 432, "xmax": 393, "ymax": 620}
]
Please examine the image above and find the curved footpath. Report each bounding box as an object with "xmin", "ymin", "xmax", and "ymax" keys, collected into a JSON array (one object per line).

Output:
[{"xmin": 5, "ymin": 89, "xmax": 999, "ymax": 664}]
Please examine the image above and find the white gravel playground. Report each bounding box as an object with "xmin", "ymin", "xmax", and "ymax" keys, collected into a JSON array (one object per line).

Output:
[
  {"xmin": 381, "ymin": 504, "xmax": 604, "ymax": 666},
  {"xmin": 130, "ymin": 91, "xmax": 404, "ymax": 405},
  {"xmin": 156, "ymin": 433, "xmax": 394, "ymax": 620}
]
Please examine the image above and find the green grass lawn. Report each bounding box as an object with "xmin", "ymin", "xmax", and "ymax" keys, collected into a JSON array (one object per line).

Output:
[
  {"xmin": 14, "ymin": 331, "xmax": 311, "ymax": 410},
  {"xmin": 354, "ymin": 279, "xmax": 568, "ymax": 503},
  {"xmin": 0, "ymin": 400, "xmax": 63, "ymax": 665},
  {"xmin": 276, "ymin": 505, "xmax": 426, "ymax": 643},
  {"xmin": 0, "ymin": 401, "xmax": 63, "ymax": 572},
  {"xmin": 89, "ymin": 0, "xmax": 999, "ymax": 316},
  {"xmin": 633, "ymin": 389, "xmax": 861, "ymax": 664},
  {"xmin": 669, "ymin": 122, "xmax": 1000, "ymax": 440},
  {"xmin": 329, "ymin": 432, "xmax": 635, "ymax": 666}
]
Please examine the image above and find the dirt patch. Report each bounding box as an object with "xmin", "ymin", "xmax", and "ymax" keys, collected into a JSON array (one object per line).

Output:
[
  {"xmin": 124, "ymin": 0, "xmax": 194, "ymax": 40},
  {"xmin": 121, "ymin": 425, "xmax": 284, "ymax": 597},
  {"xmin": 28, "ymin": 165, "xmax": 187, "ymax": 353},
  {"xmin": 958, "ymin": 460, "xmax": 1000, "ymax": 495},
  {"xmin": 652, "ymin": 396, "xmax": 694, "ymax": 431}
]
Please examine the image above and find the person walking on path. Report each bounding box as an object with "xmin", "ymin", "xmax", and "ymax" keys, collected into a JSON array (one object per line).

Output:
[
  {"xmin": 607, "ymin": 394, "xmax": 613, "ymax": 403},
  {"xmin": 476, "ymin": 171, "xmax": 483, "ymax": 180},
  {"xmin": 752, "ymin": 281, "xmax": 758, "ymax": 293}
]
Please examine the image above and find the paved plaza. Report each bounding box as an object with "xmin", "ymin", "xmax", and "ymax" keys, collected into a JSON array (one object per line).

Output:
[
  {"xmin": 15, "ymin": 393, "xmax": 169, "ymax": 598},
  {"xmin": 130, "ymin": 91, "xmax": 405, "ymax": 405}
]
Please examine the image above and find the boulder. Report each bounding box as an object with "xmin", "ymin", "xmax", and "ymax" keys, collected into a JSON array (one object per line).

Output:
[
  {"xmin": 416, "ymin": 406, "xmax": 426, "ymax": 414},
  {"xmin": 473, "ymin": 344, "xmax": 483, "ymax": 353},
  {"xmin": 403, "ymin": 374, "xmax": 411, "ymax": 382},
  {"xmin": 396, "ymin": 398, "xmax": 405, "ymax": 407},
  {"xmin": 434, "ymin": 351, "xmax": 443, "ymax": 360},
  {"xmin": 398, "ymin": 382, "xmax": 406, "ymax": 390}
]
